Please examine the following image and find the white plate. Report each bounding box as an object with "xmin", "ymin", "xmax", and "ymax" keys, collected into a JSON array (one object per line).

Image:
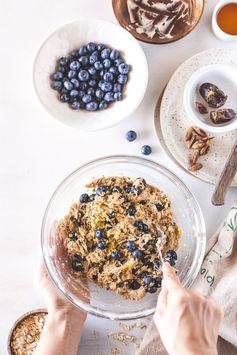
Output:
[
  {"xmin": 33, "ymin": 19, "xmax": 148, "ymax": 131},
  {"xmin": 159, "ymin": 48, "xmax": 237, "ymax": 186}
]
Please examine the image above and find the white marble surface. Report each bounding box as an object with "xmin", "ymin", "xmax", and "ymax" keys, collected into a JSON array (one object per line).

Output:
[{"xmin": 0, "ymin": 0, "xmax": 236, "ymax": 354}]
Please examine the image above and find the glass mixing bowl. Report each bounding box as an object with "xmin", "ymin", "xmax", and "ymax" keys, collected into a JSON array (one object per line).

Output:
[{"xmin": 42, "ymin": 155, "xmax": 206, "ymax": 320}]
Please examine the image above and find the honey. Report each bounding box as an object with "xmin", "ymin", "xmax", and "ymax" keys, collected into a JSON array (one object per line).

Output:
[{"xmin": 217, "ymin": 3, "xmax": 237, "ymax": 35}]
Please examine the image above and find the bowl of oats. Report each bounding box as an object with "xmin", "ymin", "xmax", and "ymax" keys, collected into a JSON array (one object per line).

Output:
[
  {"xmin": 8, "ymin": 309, "xmax": 47, "ymax": 355},
  {"xmin": 41, "ymin": 155, "xmax": 206, "ymax": 320}
]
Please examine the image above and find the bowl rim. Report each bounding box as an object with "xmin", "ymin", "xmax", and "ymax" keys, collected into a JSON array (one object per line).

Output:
[
  {"xmin": 212, "ymin": 0, "xmax": 237, "ymax": 39},
  {"xmin": 32, "ymin": 18, "xmax": 148, "ymax": 132},
  {"xmin": 183, "ymin": 63, "xmax": 237, "ymax": 133},
  {"xmin": 7, "ymin": 308, "xmax": 48, "ymax": 355},
  {"xmin": 41, "ymin": 155, "xmax": 206, "ymax": 320}
]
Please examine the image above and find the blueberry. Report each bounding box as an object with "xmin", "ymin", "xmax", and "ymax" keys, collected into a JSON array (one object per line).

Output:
[
  {"xmin": 101, "ymin": 82, "xmax": 113, "ymax": 92},
  {"xmin": 52, "ymin": 81, "xmax": 63, "ymax": 91},
  {"xmin": 103, "ymin": 72, "xmax": 114, "ymax": 82},
  {"xmin": 64, "ymin": 80, "xmax": 74, "ymax": 91},
  {"xmin": 89, "ymin": 194, "xmax": 96, "ymax": 201},
  {"xmin": 101, "ymin": 48, "xmax": 111, "ymax": 59},
  {"xmin": 96, "ymin": 185, "xmax": 109, "ymax": 195},
  {"xmin": 104, "ymin": 92, "xmax": 114, "ymax": 102},
  {"xmin": 166, "ymin": 250, "xmax": 177, "ymax": 260},
  {"xmin": 97, "ymin": 43, "xmax": 105, "ymax": 51},
  {"xmin": 87, "ymin": 42, "xmax": 96, "ymax": 52},
  {"xmin": 89, "ymin": 79, "xmax": 97, "ymax": 87},
  {"xmin": 79, "ymin": 46, "xmax": 88, "ymax": 56},
  {"xmin": 99, "ymin": 100, "xmax": 108, "ymax": 110},
  {"xmin": 117, "ymin": 74, "xmax": 128, "ymax": 85},
  {"xmin": 147, "ymin": 286, "xmax": 157, "ymax": 294},
  {"xmin": 94, "ymin": 61, "xmax": 103, "ymax": 70},
  {"xmin": 52, "ymin": 71, "xmax": 63, "ymax": 80},
  {"xmin": 155, "ymin": 203, "xmax": 164, "ymax": 211},
  {"xmin": 132, "ymin": 250, "xmax": 143, "ymax": 259},
  {"xmin": 70, "ymin": 78, "xmax": 80, "ymax": 88},
  {"xmin": 110, "ymin": 49, "xmax": 120, "ymax": 60},
  {"xmin": 118, "ymin": 63, "xmax": 130, "ymax": 74},
  {"xmin": 112, "ymin": 186, "xmax": 122, "ymax": 193},
  {"xmin": 98, "ymin": 80, "xmax": 104, "ymax": 88},
  {"xmin": 70, "ymin": 90, "xmax": 79, "ymax": 98},
  {"xmin": 97, "ymin": 241, "xmax": 107, "ymax": 250},
  {"xmin": 70, "ymin": 60, "xmax": 80, "ymax": 71},
  {"xmin": 167, "ymin": 257, "xmax": 176, "ymax": 266},
  {"xmin": 71, "ymin": 101, "xmax": 81, "ymax": 110},
  {"xmin": 78, "ymin": 90, "xmax": 85, "ymax": 98},
  {"xmin": 130, "ymin": 280, "xmax": 141, "ymax": 290},
  {"xmin": 141, "ymin": 145, "xmax": 152, "ymax": 155},
  {"xmin": 82, "ymin": 94, "xmax": 92, "ymax": 104},
  {"xmin": 95, "ymin": 89, "xmax": 104, "ymax": 99},
  {"xmin": 126, "ymin": 128, "xmax": 137, "ymax": 141},
  {"xmin": 57, "ymin": 65, "xmax": 66, "ymax": 73},
  {"xmin": 111, "ymin": 250, "xmax": 122, "ymax": 260},
  {"xmin": 127, "ymin": 205, "xmax": 136, "ymax": 216},
  {"xmin": 86, "ymin": 101, "xmax": 98, "ymax": 111},
  {"xmin": 71, "ymin": 259, "xmax": 83, "ymax": 272},
  {"xmin": 114, "ymin": 58, "xmax": 123, "ymax": 66},
  {"xmin": 71, "ymin": 50, "xmax": 79, "ymax": 58},
  {"xmin": 125, "ymin": 241, "xmax": 136, "ymax": 252},
  {"xmin": 114, "ymin": 92, "xmax": 122, "ymax": 101},
  {"xmin": 103, "ymin": 59, "xmax": 111, "ymax": 68},
  {"xmin": 59, "ymin": 57, "xmax": 69, "ymax": 66},
  {"xmin": 89, "ymin": 54, "xmax": 98, "ymax": 65},
  {"xmin": 113, "ymin": 83, "xmax": 122, "ymax": 93},
  {"xmin": 78, "ymin": 70, "xmax": 90, "ymax": 81},
  {"xmin": 95, "ymin": 229, "xmax": 106, "ymax": 239},
  {"xmin": 79, "ymin": 193, "xmax": 89, "ymax": 203},
  {"xmin": 88, "ymin": 66, "xmax": 97, "ymax": 75},
  {"xmin": 79, "ymin": 56, "xmax": 89, "ymax": 66},
  {"xmin": 154, "ymin": 277, "xmax": 162, "ymax": 288},
  {"xmin": 80, "ymin": 82, "xmax": 88, "ymax": 90},
  {"xmin": 143, "ymin": 275, "xmax": 152, "ymax": 285},
  {"xmin": 68, "ymin": 70, "xmax": 77, "ymax": 79},
  {"xmin": 100, "ymin": 70, "xmax": 105, "ymax": 78},
  {"xmin": 143, "ymin": 257, "xmax": 153, "ymax": 267},
  {"xmin": 87, "ymin": 88, "xmax": 95, "ymax": 96},
  {"xmin": 109, "ymin": 66, "xmax": 119, "ymax": 75},
  {"xmin": 60, "ymin": 93, "xmax": 70, "ymax": 102}
]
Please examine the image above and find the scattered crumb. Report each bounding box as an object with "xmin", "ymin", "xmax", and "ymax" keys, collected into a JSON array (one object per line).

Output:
[
  {"xmin": 93, "ymin": 330, "xmax": 100, "ymax": 340},
  {"xmin": 111, "ymin": 347, "xmax": 121, "ymax": 354},
  {"xmin": 108, "ymin": 331, "xmax": 138, "ymax": 346},
  {"xmin": 118, "ymin": 322, "xmax": 147, "ymax": 331}
]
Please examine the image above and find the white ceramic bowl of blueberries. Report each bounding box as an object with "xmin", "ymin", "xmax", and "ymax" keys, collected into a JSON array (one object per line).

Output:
[{"xmin": 33, "ymin": 19, "xmax": 148, "ymax": 131}]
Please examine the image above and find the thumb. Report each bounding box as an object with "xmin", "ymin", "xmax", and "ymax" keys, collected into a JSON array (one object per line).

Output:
[{"xmin": 162, "ymin": 262, "xmax": 181, "ymax": 292}]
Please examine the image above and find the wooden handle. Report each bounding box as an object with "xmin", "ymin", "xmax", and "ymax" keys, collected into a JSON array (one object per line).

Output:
[{"xmin": 212, "ymin": 142, "xmax": 237, "ymax": 206}]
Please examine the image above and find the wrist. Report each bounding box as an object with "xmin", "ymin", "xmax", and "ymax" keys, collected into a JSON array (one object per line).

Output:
[
  {"xmin": 171, "ymin": 345, "xmax": 217, "ymax": 355},
  {"xmin": 48, "ymin": 306, "xmax": 87, "ymax": 326}
]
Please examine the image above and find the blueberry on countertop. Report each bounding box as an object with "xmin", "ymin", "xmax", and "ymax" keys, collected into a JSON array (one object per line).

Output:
[
  {"xmin": 132, "ymin": 250, "xmax": 143, "ymax": 259},
  {"xmin": 79, "ymin": 193, "xmax": 89, "ymax": 203},
  {"xmin": 95, "ymin": 229, "xmax": 106, "ymax": 239},
  {"xmin": 125, "ymin": 130, "xmax": 137, "ymax": 142},
  {"xmin": 125, "ymin": 241, "xmax": 136, "ymax": 252},
  {"xmin": 141, "ymin": 145, "xmax": 152, "ymax": 155},
  {"xmin": 97, "ymin": 241, "xmax": 107, "ymax": 250}
]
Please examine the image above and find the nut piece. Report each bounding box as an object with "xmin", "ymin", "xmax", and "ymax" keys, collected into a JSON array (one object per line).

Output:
[
  {"xmin": 184, "ymin": 127, "xmax": 193, "ymax": 141},
  {"xmin": 200, "ymin": 145, "xmax": 210, "ymax": 156},
  {"xmin": 210, "ymin": 108, "xmax": 236, "ymax": 124},
  {"xmin": 187, "ymin": 135, "xmax": 196, "ymax": 149},
  {"xmin": 195, "ymin": 102, "xmax": 208, "ymax": 114},
  {"xmin": 192, "ymin": 126, "xmax": 208, "ymax": 137},
  {"xmin": 188, "ymin": 162, "xmax": 203, "ymax": 171},
  {"xmin": 199, "ymin": 82, "xmax": 227, "ymax": 108},
  {"xmin": 192, "ymin": 140, "xmax": 206, "ymax": 150},
  {"xmin": 191, "ymin": 149, "xmax": 200, "ymax": 164}
]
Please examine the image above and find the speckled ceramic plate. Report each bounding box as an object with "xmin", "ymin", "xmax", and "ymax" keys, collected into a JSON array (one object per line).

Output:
[{"xmin": 158, "ymin": 48, "xmax": 237, "ymax": 186}]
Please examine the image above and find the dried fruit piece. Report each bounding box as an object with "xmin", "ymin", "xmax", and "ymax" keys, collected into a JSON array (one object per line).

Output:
[
  {"xmin": 200, "ymin": 145, "xmax": 210, "ymax": 156},
  {"xmin": 188, "ymin": 162, "xmax": 203, "ymax": 171},
  {"xmin": 200, "ymin": 136, "xmax": 214, "ymax": 142},
  {"xmin": 192, "ymin": 126, "xmax": 208, "ymax": 137},
  {"xmin": 195, "ymin": 102, "xmax": 208, "ymax": 114},
  {"xmin": 184, "ymin": 127, "xmax": 193, "ymax": 141},
  {"xmin": 187, "ymin": 135, "xmax": 196, "ymax": 149},
  {"xmin": 192, "ymin": 140, "xmax": 206, "ymax": 150},
  {"xmin": 191, "ymin": 149, "xmax": 200, "ymax": 164},
  {"xmin": 210, "ymin": 108, "xmax": 236, "ymax": 124},
  {"xmin": 199, "ymin": 83, "xmax": 227, "ymax": 108}
]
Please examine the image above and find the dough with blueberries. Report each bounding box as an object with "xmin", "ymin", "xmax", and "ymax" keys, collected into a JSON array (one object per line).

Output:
[{"xmin": 58, "ymin": 176, "xmax": 181, "ymax": 300}]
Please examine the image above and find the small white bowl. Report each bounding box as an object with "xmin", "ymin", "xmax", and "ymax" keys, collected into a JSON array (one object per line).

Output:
[
  {"xmin": 183, "ymin": 64, "xmax": 237, "ymax": 133},
  {"xmin": 33, "ymin": 19, "xmax": 148, "ymax": 131},
  {"xmin": 212, "ymin": 0, "xmax": 237, "ymax": 42}
]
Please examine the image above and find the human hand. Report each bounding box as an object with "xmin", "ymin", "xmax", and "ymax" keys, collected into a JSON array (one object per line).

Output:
[{"xmin": 154, "ymin": 262, "xmax": 223, "ymax": 355}]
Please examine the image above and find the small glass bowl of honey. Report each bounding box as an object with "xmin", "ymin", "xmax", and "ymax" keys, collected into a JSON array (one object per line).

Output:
[{"xmin": 212, "ymin": 0, "xmax": 237, "ymax": 41}]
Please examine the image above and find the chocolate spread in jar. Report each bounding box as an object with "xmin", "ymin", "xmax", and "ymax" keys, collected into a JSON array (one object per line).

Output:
[{"xmin": 126, "ymin": 0, "xmax": 194, "ymax": 40}]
